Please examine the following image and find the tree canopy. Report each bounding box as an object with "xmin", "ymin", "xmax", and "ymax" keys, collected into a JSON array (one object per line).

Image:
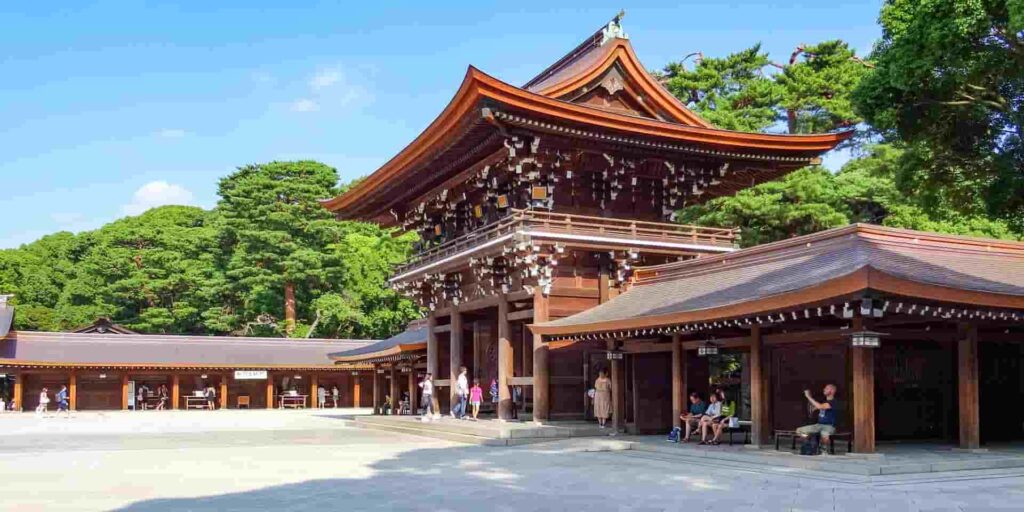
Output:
[
  {"xmin": 1, "ymin": 162, "xmax": 418, "ymax": 338},
  {"xmin": 854, "ymin": 0, "xmax": 1024, "ymax": 232}
]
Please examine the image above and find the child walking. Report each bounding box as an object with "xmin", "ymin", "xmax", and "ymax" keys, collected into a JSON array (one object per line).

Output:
[{"xmin": 469, "ymin": 379, "xmax": 483, "ymax": 420}]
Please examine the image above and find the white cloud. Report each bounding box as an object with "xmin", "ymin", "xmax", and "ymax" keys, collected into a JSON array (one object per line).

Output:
[
  {"xmin": 289, "ymin": 98, "xmax": 320, "ymax": 113},
  {"xmin": 310, "ymin": 68, "xmax": 343, "ymax": 90},
  {"xmin": 155, "ymin": 128, "xmax": 188, "ymax": 139},
  {"xmin": 122, "ymin": 181, "xmax": 195, "ymax": 216},
  {"xmin": 50, "ymin": 212, "xmax": 86, "ymax": 225}
]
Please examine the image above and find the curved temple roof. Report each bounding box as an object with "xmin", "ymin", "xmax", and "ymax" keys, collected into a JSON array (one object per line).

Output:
[
  {"xmin": 322, "ymin": 20, "xmax": 853, "ymax": 221},
  {"xmin": 329, "ymin": 327, "xmax": 427, "ymax": 364},
  {"xmin": 530, "ymin": 224, "xmax": 1024, "ymax": 340}
]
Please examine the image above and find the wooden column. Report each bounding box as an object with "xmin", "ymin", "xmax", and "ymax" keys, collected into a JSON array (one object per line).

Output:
[
  {"xmin": 121, "ymin": 374, "xmax": 130, "ymax": 411},
  {"xmin": 449, "ymin": 309, "xmax": 463, "ymax": 410},
  {"xmin": 598, "ymin": 255, "xmax": 611, "ymax": 304},
  {"xmin": 220, "ymin": 375, "xmax": 229, "ymax": 410},
  {"xmin": 851, "ymin": 317, "xmax": 875, "ymax": 453},
  {"xmin": 389, "ymin": 365, "xmax": 400, "ymax": 414},
  {"xmin": 372, "ymin": 365, "xmax": 381, "ymax": 414},
  {"xmin": 310, "ymin": 374, "xmax": 319, "ymax": 409},
  {"xmin": 407, "ymin": 367, "xmax": 418, "ymax": 414},
  {"xmin": 171, "ymin": 374, "xmax": 180, "ymax": 410},
  {"xmin": 671, "ymin": 334, "xmax": 682, "ymax": 429},
  {"xmin": 265, "ymin": 375, "xmax": 274, "ymax": 409},
  {"xmin": 532, "ymin": 288, "xmax": 550, "ymax": 423},
  {"xmin": 497, "ymin": 295, "xmax": 513, "ymax": 420},
  {"xmin": 353, "ymin": 375, "xmax": 361, "ymax": 408},
  {"xmin": 427, "ymin": 312, "xmax": 438, "ymax": 378},
  {"xmin": 609, "ymin": 340, "xmax": 624, "ymax": 433},
  {"xmin": 13, "ymin": 372, "xmax": 23, "ymax": 412},
  {"xmin": 958, "ymin": 323, "xmax": 980, "ymax": 449},
  {"xmin": 69, "ymin": 371, "xmax": 78, "ymax": 411},
  {"xmin": 750, "ymin": 325, "xmax": 771, "ymax": 446}
]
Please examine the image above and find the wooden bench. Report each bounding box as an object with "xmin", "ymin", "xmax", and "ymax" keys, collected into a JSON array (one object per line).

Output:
[
  {"xmin": 774, "ymin": 429, "xmax": 852, "ymax": 455},
  {"xmin": 724, "ymin": 420, "xmax": 751, "ymax": 446}
]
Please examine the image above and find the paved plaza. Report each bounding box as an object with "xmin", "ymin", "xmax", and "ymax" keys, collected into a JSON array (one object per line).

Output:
[{"xmin": 1, "ymin": 411, "xmax": 1023, "ymax": 511}]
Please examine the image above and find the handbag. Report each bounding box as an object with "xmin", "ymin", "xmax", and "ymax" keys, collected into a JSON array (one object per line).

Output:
[{"xmin": 728, "ymin": 417, "xmax": 740, "ymax": 429}]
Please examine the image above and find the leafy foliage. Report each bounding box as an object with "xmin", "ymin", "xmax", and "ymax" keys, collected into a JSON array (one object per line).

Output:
[
  {"xmin": 2, "ymin": 162, "xmax": 419, "ymax": 339},
  {"xmin": 679, "ymin": 145, "xmax": 1019, "ymax": 247},
  {"xmin": 853, "ymin": 0, "xmax": 1024, "ymax": 231},
  {"xmin": 660, "ymin": 40, "xmax": 870, "ymax": 135}
]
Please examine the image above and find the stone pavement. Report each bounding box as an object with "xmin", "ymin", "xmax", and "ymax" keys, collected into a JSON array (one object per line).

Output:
[{"xmin": 0, "ymin": 411, "xmax": 1023, "ymax": 511}]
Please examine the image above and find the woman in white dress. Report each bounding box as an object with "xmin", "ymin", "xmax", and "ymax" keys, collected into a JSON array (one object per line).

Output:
[
  {"xmin": 593, "ymin": 370, "xmax": 612, "ymax": 428},
  {"xmin": 35, "ymin": 388, "xmax": 50, "ymax": 415}
]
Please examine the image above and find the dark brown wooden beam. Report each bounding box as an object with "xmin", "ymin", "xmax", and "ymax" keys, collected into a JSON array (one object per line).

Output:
[
  {"xmin": 958, "ymin": 322, "xmax": 980, "ymax": 449},
  {"xmin": 507, "ymin": 309, "xmax": 535, "ymax": 322},
  {"xmin": 851, "ymin": 317, "xmax": 876, "ymax": 453},
  {"xmin": 498, "ymin": 295, "xmax": 513, "ymax": 420},
  {"xmin": 671, "ymin": 333, "xmax": 683, "ymax": 429},
  {"xmin": 750, "ymin": 325, "xmax": 771, "ymax": 446},
  {"xmin": 532, "ymin": 288, "xmax": 550, "ymax": 422}
]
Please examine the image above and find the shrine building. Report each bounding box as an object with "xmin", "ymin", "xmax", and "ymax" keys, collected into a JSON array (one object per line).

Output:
[{"xmin": 321, "ymin": 15, "xmax": 854, "ymax": 423}]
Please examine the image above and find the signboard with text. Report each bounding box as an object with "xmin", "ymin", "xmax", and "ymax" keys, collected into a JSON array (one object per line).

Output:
[{"xmin": 234, "ymin": 370, "xmax": 268, "ymax": 380}]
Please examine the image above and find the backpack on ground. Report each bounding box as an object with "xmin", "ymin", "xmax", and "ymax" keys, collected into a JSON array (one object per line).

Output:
[
  {"xmin": 666, "ymin": 427, "xmax": 681, "ymax": 443},
  {"xmin": 799, "ymin": 433, "xmax": 821, "ymax": 455}
]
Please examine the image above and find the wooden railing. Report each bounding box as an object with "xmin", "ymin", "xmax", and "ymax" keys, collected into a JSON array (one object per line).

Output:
[{"xmin": 393, "ymin": 209, "xmax": 739, "ymax": 277}]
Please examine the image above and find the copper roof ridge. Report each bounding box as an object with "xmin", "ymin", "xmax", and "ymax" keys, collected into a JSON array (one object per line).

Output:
[
  {"xmin": 634, "ymin": 224, "xmax": 1024, "ymax": 284},
  {"xmin": 522, "ymin": 14, "xmax": 614, "ymax": 90}
]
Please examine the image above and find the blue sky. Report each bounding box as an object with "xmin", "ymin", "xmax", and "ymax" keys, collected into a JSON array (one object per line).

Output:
[{"xmin": 0, "ymin": 1, "xmax": 883, "ymax": 248}]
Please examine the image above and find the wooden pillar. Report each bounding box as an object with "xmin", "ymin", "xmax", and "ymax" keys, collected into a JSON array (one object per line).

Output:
[
  {"xmin": 449, "ymin": 309, "xmax": 463, "ymax": 410},
  {"xmin": 121, "ymin": 374, "xmax": 130, "ymax": 411},
  {"xmin": 220, "ymin": 374, "xmax": 229, "ymax": 410},
  {"xmin": 310, "ymin": 374, "xmax": 319, "ymax": 409},
  {"xmin": 497, "ymin": 295, "xmax": 513, "ymax": 420},
  {"xmin": 427, "ymin": 312, "xmax": 438, "ymax": 379},
  {"xmin": 609, "ymin": 340, "xmax": 624, "ymax": 433},
  {"xmin": 265, "ymin": 374, "xmax": 274, "ymax": 410},
  {"xmin": 532, "ymin": 288, "xmax": 550, "ymax": 423},
  {"xmin": 372, "ymin": 365, "xmax": 381, "ymax": 414},
  {"xmin": 69, "ymin": 371, "xmax": 78, "ymax": 411},
  {"xmin": 353, "ymin": 374, "xmax": 361, "ymax": 408},
  {"xmin": 958, "ymin": 323, "xmax": 980, "ymax": 449},
  {"xmin": 671, "ymin": 334, "xmax": 682, "ymax": 429},
  {"xmin": 13, "ymin": 372, "xmax": 23, "ymax": 412},
  {"xmin": 407, "ymin": 367, "xmax": 418, "ymax": 414},
  {"xmin": 171, "ymin": 374, "xmax": 180, "ymax": 410},
  {"xmin": 851, "ymin": 317, "xmax": 876, "ymax": 453},
  {"xmin": 389, "ymin": 365, "xmax": 400, "ymax": 414},
  {"xmin": 598, "ymin": 255, "xmax": 611, "ymax": 304},
  {"xmin": 851, "ymin": 347, "xmax": 876, "ymax": 453},
  {"xmin": 750, "ymin": 325, "xmax": 771, "ymax": 446}
]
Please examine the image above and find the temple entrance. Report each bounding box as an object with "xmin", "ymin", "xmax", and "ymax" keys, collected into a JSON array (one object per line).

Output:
[
  {"xmin": 625, "ymin": 352, "xmax": 672, "ymax": 434},
  {"xmin": 980, "ymin": 342, "xmax": 1024, "ymax": 442},
  {"xmin": 874, "ymin": 340, "xmax": 957, "ymax": 441}
]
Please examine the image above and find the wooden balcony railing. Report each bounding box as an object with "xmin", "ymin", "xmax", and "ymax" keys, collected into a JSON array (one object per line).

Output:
[{"xmin": 393, "ymin": 209, "xmax": 739, "ymax": 277}]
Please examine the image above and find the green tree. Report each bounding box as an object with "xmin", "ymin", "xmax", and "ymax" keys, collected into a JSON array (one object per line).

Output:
[
  {"xmin": 660, "ymin": 40, "xmax": 870, "ymax": 136},
  {"xmin": 215, "ymin": 161, "xmax": 343, "ymax": 335},
  {"xmin": 854, "ymin": 0, "xmax": 1024, "ymax": 230},
  {"xmin": 679, "ymin": 145, "xmax": 1019, "ymax": 246}
]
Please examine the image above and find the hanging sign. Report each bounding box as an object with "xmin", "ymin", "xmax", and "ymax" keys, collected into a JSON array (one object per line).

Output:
[{"xmin": 234, "ymin": 370, "xmax": 268, "ymax": 380}]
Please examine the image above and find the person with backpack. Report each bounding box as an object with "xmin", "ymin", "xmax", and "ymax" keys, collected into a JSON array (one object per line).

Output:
[
  {"xmin": 56, "ymin": 385, "xmax": 70, "ymax": 418},
  {"xmin": 317, "ymin": 386, "xmax": 327, "ymax": 409},
  {"xmin": 797, "ymin": 384, "xmax": 839, "ymax": 454},
  {"xmin": 331, "ymin": 386, "xmax": 340, "ymax": 408},
  {"xmin": 205, "ymin": 384, "xmax": 216, "ymax": 410},
  {"xmin": 452, "ymin": 366, "xmax": 469, "ymax": 420}
]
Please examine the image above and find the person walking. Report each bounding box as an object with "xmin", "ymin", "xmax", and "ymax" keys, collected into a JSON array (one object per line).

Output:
[
  {"xmin": 469, "ymin": 379, "xmax": 483, "ymax": 420},
  {"xmin": 419, "ymin": 373, "xmax": 434, "ymax": 421},
  {"xmin": 155, "ymin": 384, "xmax": 168, "ymax": 411},
  {"xmin": 205, "ymin": 384, "xmax": 216, "ymax": 411},
  {"xmin": 35, "ymin": 388, "xmax": 50, "ymax": 416},
  {"xmin": 453, "ymin": 366, "xmax": 469, "ymax": 420},
  {"xmin": 331, "ymin": 386, "xmax": 340, "ymax": 408},
  {"xmin": 593, "ymin": 370, "xmax": 612, "ymax": 428},
  {"xmin": 317, "ymin": 386, "xmax": 327, "ymax": 409},
  {"xmin": 55, "ymin": 385, "xmax": 70, "ymax": 418}
]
